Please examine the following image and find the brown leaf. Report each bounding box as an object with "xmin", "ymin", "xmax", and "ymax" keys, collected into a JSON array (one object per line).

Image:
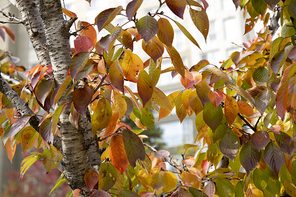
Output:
[
  {"xmin": 165, "ymin": 0, "xmax": 187, "ymax": 19},
  {"xmin": 73, "ymin": 85, "xmax": 93, "ymax": 117},
  {"xmin": 84, "ymin": 169, "xmax": 99, "ymax": 190}
]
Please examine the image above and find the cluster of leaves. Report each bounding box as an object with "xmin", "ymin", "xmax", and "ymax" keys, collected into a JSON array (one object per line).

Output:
[{"xmin": 1, "ymin": 0, "xmax": 296, "ymax": 196}]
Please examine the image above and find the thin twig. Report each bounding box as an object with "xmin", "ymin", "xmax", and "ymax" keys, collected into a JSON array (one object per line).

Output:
[
  {"xmin": 0, "ymin": 2, "xmax": 12, "ymax": 12},
  {"xmin": 237, "ymin": 113, "xmax": 256, "ymax": 132},
  {"xmin": 254, "ymin": 116, "xmax": 261, "ymax": 131}
]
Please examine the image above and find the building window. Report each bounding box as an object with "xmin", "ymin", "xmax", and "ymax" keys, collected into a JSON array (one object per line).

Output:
[
  {"xmin": 224, "ymin": 18, "xmax": 238, "ymax": 40},
  {"xmin": 208, "ymin": 21, "xmax": 216, "ymax": 41},
  {"xmin": 201, "ymin": 50, "xmax": 220, "ymax": 66},
  {"xmin": 222, "ymin": 0, "xmax": 235, "ymax": 10},
  {"xmin": 173, "ymin": 30, "xmax": 186, "ymax": 51},
  {"xmin": 160, "ymin": 119, "xmax": 194, "ymax": 148},
  {"xmin": 158, "ymin": 60, "xmax": 181, "ymax": 86}
]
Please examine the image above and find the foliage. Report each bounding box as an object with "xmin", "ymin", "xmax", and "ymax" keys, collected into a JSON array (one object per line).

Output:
[{"xmin": 1, "ymin": 0, "xmax": 296, "ymax": 196}]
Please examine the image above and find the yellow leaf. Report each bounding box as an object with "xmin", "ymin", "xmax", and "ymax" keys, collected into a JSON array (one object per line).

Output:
[
  {"xmin": 91, "ymin": 98, "xmax": 112, "ymax": 135},
  {"xmin": 225, "ymin": 95, "xmax": 239, "ymax": 126},
  {"xmin": 162, "ymin": 171, "xmax": 177, "ymax": 193},
  {"xmin": 120, "ymin": 49, "xmax": 143, "ymax": 82}
]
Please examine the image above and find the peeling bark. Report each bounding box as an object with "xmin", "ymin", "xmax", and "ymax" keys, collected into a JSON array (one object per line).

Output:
[{"xmin": 15, "ymin": 0, "xmax": 51, "ymax": 66}]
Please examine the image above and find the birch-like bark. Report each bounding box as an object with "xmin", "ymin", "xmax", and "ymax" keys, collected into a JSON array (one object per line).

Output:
[
  {"xmin": 15, "ymin": 0, "xmax": 51, "ymax": 66},
  {"xmin": 38, "ymin": 0, "xmax": 100, "ymax": 192}
]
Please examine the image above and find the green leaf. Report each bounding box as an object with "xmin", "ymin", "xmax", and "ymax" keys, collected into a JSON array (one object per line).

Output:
[
  {"xmin": 51, "ymin": 102, "xmax": 68, "ymax": 135},
  {"xmin": 119, "ymin": 190, "xmax": 141, "ymax": 197},
  {"xmin": 122, "ymin": 128, "xmax": 145, "ymax": 168},
  {"xmin": 189, "ymin": 7, "xmax": 209, "ymax": 41},
  {"xmin": 215, "ymin": 178, "xmax": 235, "ymax": 197},
  {"xmin": 292, "ymin": 160, "xmax": 296, "ymax": 185},
  {"xmin": 253, "ymin": 66, "xmax": 269, "ymax": 85},
  {"xmin": 253, "ymin": 168, "xmax": 269, "ymax": 191},
  {"xmin": 54, "ymin": 76, "xmax": 72, "ymax": 105},
  {"xmin": 240, "ymin": 141, "xmax": 261, "ymax": 174},
  {"xmin": 165, "ymin": 0, "xmax": 187, "ymax": 19},
  {"xmin": 252, "ymin": 0, "xmax": 267, "ymax": 16},
  {"xmin": 136, "ymin": 15, "xmax": 159, "ymax": 43},
  {"xmin": 203, "ymin": 102, "xmax": 223, "ymax": 131},
  {"xmin": 263, "ymin": 142, "xmax": 285, "ymax": 175},
  {"xmin": 95, "ymin": 6, "xmax": 123, "ymax": 31},
  {"xmin": 228, "ymin": 84, "xmax": 255, "ymax": 106},
  {"xmin": 188, "ymin": 187, "xmax": 208, "ymax": 197},
  {"xmin": 234, "ymin": 181, "xmax": 244, "ymax": 197},
  {"xmin": 140, "ymin": 107, "xmax": 154, "ymax": 130},
  {"xmin": 219, "ymin": 130, "xmax": 240, "ymax": 160},
  {"xmin": 50, "ymin": 173, "xmax": 66, "ymax": 195},
  {"xmin": 290, "ymin": 0, "xmax": 296, "ymax": 18},
  {"xmin": 20, "ymin": 153, "xmax": 42, "ymax": 178}
]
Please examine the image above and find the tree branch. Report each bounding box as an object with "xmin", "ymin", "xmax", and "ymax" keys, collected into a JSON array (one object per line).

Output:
[{"xmin": 237, "ymin": 113, "xmax": 256, "ymax": 132}]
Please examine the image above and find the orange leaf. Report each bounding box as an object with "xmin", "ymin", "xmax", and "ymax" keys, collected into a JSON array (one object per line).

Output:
[
  {"xmin": 137, "ymin": 70, "xmax": 153, "ymax": 107},
  {"xmin": 78, "ymin": 21, "xmax": 97, "ymax": 47},
  {"xmin": 84, "ymin": 169, "xmax": 99, "ymax": 190},
  {"xmin": 225, "ymin": 95, "xmax": 239, "ymax": 126},
  {"xmin": 109, "ymin": 135, "xmax": 129, "ymax": 174},
  {"xmin": 142, "ymin": 37, "xmax": 164, "ymax": 63},
  {"xmin": 62, "ymin": 8, "xmax": 77, "ymax": 18},
  {"xmin": 4, "ymin": 139, "xmax": 16, "ymax": 163}
]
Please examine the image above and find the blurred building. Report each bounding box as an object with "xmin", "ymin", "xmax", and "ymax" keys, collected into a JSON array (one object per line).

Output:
[{"xmin": 0, "ymin": 0, "xmax": 256, "ymax": 186}]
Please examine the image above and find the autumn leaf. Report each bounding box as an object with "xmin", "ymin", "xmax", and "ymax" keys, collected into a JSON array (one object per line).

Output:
[
  {"xmin": 126, "ymin": 0, "xmax": 143, "ymax": 21},
  {"xmin": 142, "ymin": 37, "xmax": 164, "ymax": 63},
  {"xmin": 109, "ymin": 134, "xmax": 129, "ymax": 174},
  {"xmin": 137, "ymin": 70, "xmax": 153, "ymax": 107},
  {"xmin": 157, "ymin": 18, "xmax": 174, "ymax": 47},
  {"xmin": 224, "ymin": 95, "xmax": 239, "ymax": 126},
  {"xmin": 95, "ymin": 6, "xmax": 123, "ymax": 31},
  {"xmin": 122, "ymin": 128, "xmax": 145, "ymax": 168},
  {"xmin": 74, "ymin": 35, "xmax": 93, "ymax": 53},
  {"xmin": 73, "ymin": 85, "xmax": 93, "ymax": 117},
  {"xmin": 189, "ymin": 7, "xmax": 209, "ymax": 41},
  {"xmin": 136, "ymin": 15, "xmax": 159, "ymax": 43},
  {"xmin": 165, "ymin": 0, "xmax": 187, "ymax": 19},
  {"xmin": 91, "ymin": 98, "xmax": 112, "ymax": 135},
  {"xmin": 120, "ymin": 49, "xmax": 143, "ymax": 82},
  {"xmin": 84, "ymin": 169, "xmax": 99, "ymax": 190}
]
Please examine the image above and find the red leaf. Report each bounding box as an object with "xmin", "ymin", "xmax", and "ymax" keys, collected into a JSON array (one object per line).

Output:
[
  {"xmin": 73, "ymin": 85, "xmax": 93, "ymax": 117},
  {"xmin": 165, "ymin": 0, "xmax": 187, "ymax": 19},
  {"xmin": 251, "ymin": 130, "xmax": 270, "ymax": 151},
  {"xmin": 2, "ymin": 26, "xmax": 15, "ymax": 42},
  {"xmin": 34, "ymin": 79, "xmax": 53, "ymax": 106},
  {"xmin": 84, "ymin": 169, "xmax": 99, "ymax": 190},
  {"xmin": 78, "ymin": 21, "xmax": 97, "ymax": 46},
  {"xmin": 39, "ymin": 118, "xmax": 53, "ymax": 144},
  {"xmin": 126, "ymin": 0, "xmax": 143, "ymax": 21},
  {"xmin": 74, "ymin": 35, "xmax": 93, "ymax": 53},
  {"xmin": 70, "ymin": 52, "xmax": 90, "ymax": 81}
]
